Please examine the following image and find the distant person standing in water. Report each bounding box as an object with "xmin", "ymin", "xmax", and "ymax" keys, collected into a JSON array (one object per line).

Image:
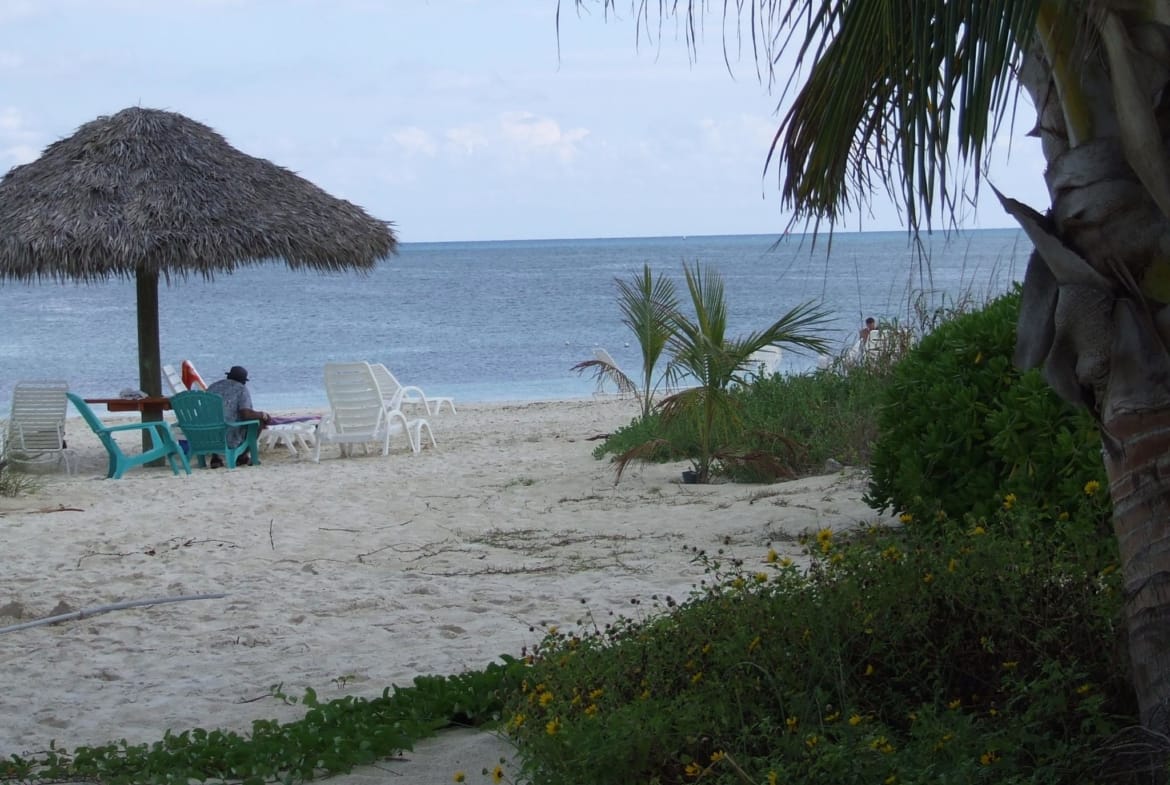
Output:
[
  {"xmin": 859, "ymin": 317, "xmax": 877, "ymax": 342},
  {"xmin": 205, "ymin": 365, "xmax": 271, "ymax": 467}
]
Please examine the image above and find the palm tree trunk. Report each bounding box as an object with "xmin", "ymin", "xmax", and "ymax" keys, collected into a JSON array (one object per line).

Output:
[
  {"xmin": 1007, "ymin": 25, "xmax": 1170, "ymax": 746},
  {"xmin": 1104, "ymin": 408, "xmax": 1170, "ymax": 735}
]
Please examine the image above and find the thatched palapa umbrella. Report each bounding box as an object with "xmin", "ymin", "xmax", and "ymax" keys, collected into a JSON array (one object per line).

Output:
[{"xmin": 0, "ymin": 106, "xmax": 397, "ymax": 427}]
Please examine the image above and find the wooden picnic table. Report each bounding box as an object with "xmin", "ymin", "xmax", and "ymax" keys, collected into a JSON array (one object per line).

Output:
[{"xmin": 83, "ymin": 397, "xmax": 172, "ymax": 414}]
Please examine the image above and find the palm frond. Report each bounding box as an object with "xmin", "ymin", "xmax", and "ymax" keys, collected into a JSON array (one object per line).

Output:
[
  {"xmin": 570, "ymin": 358, "xmax": 642, "ymax": 402},
  {"xmin": 572, "ymin": 0, "xmax": 1045, "ymax": 231}
]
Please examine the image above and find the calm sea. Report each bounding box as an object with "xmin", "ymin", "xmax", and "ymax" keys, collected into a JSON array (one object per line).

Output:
[{"xmin": 0, "ymin": 230, "xmax": 1029, "ymax": 414}]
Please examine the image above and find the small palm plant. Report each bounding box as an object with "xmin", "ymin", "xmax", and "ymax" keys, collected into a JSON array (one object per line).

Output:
[
  {"xmin": 572, "ymin": 263, "xmax": 679, "ymax": 420},
  {"xmin": 617, "ymin": 262, "xmax": 830, "ymax": 483}
]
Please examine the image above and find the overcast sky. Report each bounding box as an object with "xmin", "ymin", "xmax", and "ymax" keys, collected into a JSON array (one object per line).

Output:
[{"xmin": 0, "ymin": 0, "xmax": 1050, "ymax": 242}]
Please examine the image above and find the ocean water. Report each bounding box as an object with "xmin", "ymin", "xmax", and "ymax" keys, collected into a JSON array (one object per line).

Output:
[{"xmin": 0, "ymin": 230, "xmax": 1029, "ymax": 414}]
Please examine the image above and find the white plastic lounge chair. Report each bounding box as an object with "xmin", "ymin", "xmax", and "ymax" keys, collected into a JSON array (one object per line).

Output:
[
  {"xmin": 162, "ymin": 364, "xmax": 185, "ymax": 395},
  {"xmin": 740, "ymin": 345, "xmax": 783, "ymax": 381},
  {"xmin": 314, "ymin": 363, "xmax": 432, "ymax": 462},
  {"xmin": 5, "ymin": 380, "xmax": 75, "ymax": 474},
  {"xmin": 845, "ymin": 329, "xmax": 910, "ymax": 368},
  {"xmin": 370, "ymin": 363, "xmax": 455, "ymax": 415}
]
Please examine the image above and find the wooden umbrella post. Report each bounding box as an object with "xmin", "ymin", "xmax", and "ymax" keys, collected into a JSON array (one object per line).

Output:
[{"xmin": 137, "ymin": 268, "xmax": 164, "ymax": 458}]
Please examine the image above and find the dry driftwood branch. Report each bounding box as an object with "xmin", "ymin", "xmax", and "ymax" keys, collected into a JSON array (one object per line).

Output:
[{"xmin": 0, "ymin": 593, "xmax": 229, "ymax": 634}]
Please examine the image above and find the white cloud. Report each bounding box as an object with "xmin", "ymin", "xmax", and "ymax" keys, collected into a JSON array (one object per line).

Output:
[
  {"xmin": 444, "ymin": 126, "xmax": 488, "ymax": 156},
  {"xmin": 498, "ymin": 111, "xmax": 589, "ymax": 163},
  {"xmin": 391, "ymin": 127, "xmax": 438, "ymax": 157}
]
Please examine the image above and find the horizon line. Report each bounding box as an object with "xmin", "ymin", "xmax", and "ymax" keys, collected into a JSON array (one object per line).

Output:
[{"xmin": 401, "ymin": 224, "xmax": 1024, "ymax": 246}]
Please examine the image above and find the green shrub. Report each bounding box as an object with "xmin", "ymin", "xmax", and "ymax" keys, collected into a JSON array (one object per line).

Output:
[
  {"xmin": 503, "ymin": 516, "xmax": 1131, "ymax": 785},
  {"xmin": 865, "ymin": 287, "xmax": 1110, "ymax": 536},
  {"xmin": 593, "ymin": 364, "xmax": 891, "ymax": 482}
]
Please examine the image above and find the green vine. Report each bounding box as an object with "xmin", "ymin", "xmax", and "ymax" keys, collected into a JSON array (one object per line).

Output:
[{"xmin": 3, "ymin": 656, "xmax": 526, "ymax": 785}]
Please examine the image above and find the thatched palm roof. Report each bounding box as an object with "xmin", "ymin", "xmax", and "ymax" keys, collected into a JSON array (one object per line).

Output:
[
  {"xmin": 0, "ymin": 106, "xmax": 397, "ymax": 406},
  {"xmin": 0, "ymin": 107, "xmax": 396, "ymax": 283}
]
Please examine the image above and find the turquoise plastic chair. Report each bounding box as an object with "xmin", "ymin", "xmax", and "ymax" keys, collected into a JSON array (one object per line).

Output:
[
  {"xmin": 170, "ymin": 390, "xmax": 261, "ymax": 469},
  {"xmin": 67, "ymin": 393, "xmax": 191, "ymax": 480}
]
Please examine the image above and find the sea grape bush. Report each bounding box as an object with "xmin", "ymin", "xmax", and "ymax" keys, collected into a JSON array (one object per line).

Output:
[{"xmin": 864, "ymin": 287, "xmax": 1110, "ymax": 538}]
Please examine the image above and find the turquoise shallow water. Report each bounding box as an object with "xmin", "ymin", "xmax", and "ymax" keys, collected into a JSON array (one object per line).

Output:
[{"xmin": 0, "ymin": 230, "xmax": 1028, "ymax": 414}]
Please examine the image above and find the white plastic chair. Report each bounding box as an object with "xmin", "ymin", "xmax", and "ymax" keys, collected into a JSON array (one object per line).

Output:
[
  {"xmin": 162, "ymin": 364, "xmax": 185, "ymax": 395},
  {"xmin": 314, "ymin": 363, "xmax": 431, "ymax": 462},
  {"xmin": 370, "ymin": 363, "xmax": 455, "ymax": 415},
  {"xmin": 5, "ymin": 380, "xmax": 75, "ymax": 474},
  {"xmin": 740, "ymin": 345, "xmax": 783, "ymax": 381}
]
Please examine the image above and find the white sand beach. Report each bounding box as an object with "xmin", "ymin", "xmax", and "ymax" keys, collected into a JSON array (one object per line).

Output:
[{"xmin": 0, "ymin": 398, "xmax": 893, "ymax": 780}]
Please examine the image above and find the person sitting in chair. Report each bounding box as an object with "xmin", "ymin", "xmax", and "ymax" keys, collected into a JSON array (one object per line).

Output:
[
  {"xmin": 859, "ymin": 316, "xmax": 877, "ymax": 342},
  {"xmin": 205, "ymin": 365, "xmax": 271, "ymax": 468}
]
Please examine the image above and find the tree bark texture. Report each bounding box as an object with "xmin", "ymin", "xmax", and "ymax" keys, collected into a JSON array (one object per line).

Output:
[{"xmin": 1011, "ymin": 16, "xmax": 1170, "ymax": 739}]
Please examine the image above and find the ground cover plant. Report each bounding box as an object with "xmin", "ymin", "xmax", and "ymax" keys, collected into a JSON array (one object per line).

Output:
[
  {"xmin": 2, "ymin": 665, "xmax": 524, "ymax": 785},
  {"xmin": 502, "ymin": 513, "xmax": 1132, "ymax": 785}
]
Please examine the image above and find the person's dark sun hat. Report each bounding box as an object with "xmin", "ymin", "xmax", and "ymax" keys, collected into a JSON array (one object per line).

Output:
[{"xmin": 226, "ymin": 365, "xmax": 249, "ymax": 383}]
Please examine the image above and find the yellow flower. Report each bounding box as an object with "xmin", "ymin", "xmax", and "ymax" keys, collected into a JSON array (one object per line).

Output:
[
  {"xmin": 1002, "ymin": 493, "xmax": 1016, "ymax": 510},
  {"xmin": 508, "ymin": 713, "xmax": 526, "ymax": 730},
  {"xmin": 539, "ymin": 691, "xmax": 554, "ymax": 707},
  {"xmin": 786, "ymin": 715, "xmax": 799, "ymax": 732},
  {"xmin": 1002, "ymin": 660, "xmax": 1019, "ymax": 670},
  {"xmin": 453, "ymin": 772, "xmax": 466, "ymax": 783},
  {"xmin": 780, "ymin": 557, "xmax": 793, "ymax": 567},
  {"xmin": 545, "ymin": 718, "xmax": 561, "ymax": 736},
  {"xmin": 805, "ymin": 734, "xmax": 820, "ymax": 748},
  {"xmin": 732, "ymin": 577, "xmax": 746, "ymax": 589},
  {"xmin": 922, "ymin": 572, "xmax": 934, "ymax": 584},
  {"xmin": 701, "ymin": 643, "xmax": 712, "ymax": 655},
  {"xmin": 947, "ymin": 558, "xmax": 958, "ymax": 573},
  {"xmin": 948, "ymin": 698, "xmax": 962, "ymax": 709},
  {"xmin": 1084, "ymin": 480, "xmax": 1101, "ymax": 496},
  {"xmin": 709, "ymin": 750, "xmax": 725, "ymax": 763},
  {"xmin": 547, "ymin": 625, "xmax": 558, "ymax": 635},
  {"xmin": 584, "ymin": 703, "xmax": 599, "ymax": 716},
  {"xmin": 589, "ymin": 688, "xmax": 604, "ymax": 700},
  {"xmin": 767, "ymin": 772, "xmax": 779, "ymax": 785},
  {"xmin": 691, "ymin": 672, "xmax": 703, "ymax": 684},
  {"xmin": 640, "ymin": 688, "xmax": 651, "ymax": 700},
  {"xmin": 817, "ymin": 528, "xmax": 834, "ymax": 552},
  {"xmin": 1058, "ymin": 511, "xmax": 1070, "ymax": 521},
  {"xmin": 980, "ymin": 751, "xmax": 1000, "ymax": 765},
  {"xmin": 491, "ymin": 764, "xmax": 505, "ymax": 784},
  {"xmin": 766, "ymin": 548, "xmax": 779, "ymax": 563},
  {"xmin": 824, "ymin": 711, "xmax": 840, "ymax": 722},
  {"xmin": 849, "ymin": 713, "xmax": 863, "ymax": 726},
  {"xmin": 864, "ymin": 663, "xmax": 875, "ymax": 677},
  {"xmin": 881, "ymin": 545, "xmax": 901, "ymax": 562},
  {"xmin": 754, "ymin": 572, "xmax": 768, "ymax": 583},
  {"xmin": 684, "ymin": 761, "xmax": 704, "ymax": 778},
  {"xmin": 1076, "ymin": 683, "xmax": 1093, "ymax": 695},
  {"xmin": 899, "ymin": 512, "xmax": 914, "ymax": 524}
]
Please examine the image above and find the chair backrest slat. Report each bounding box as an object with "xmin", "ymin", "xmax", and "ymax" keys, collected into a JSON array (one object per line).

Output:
[
  {"xmin": 323, "ymin": 363, "xmax": 386, "ymax": 436},
  {"xmin": 8, "ymin": 381, "xmax": 68, "ymax": 450}
]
